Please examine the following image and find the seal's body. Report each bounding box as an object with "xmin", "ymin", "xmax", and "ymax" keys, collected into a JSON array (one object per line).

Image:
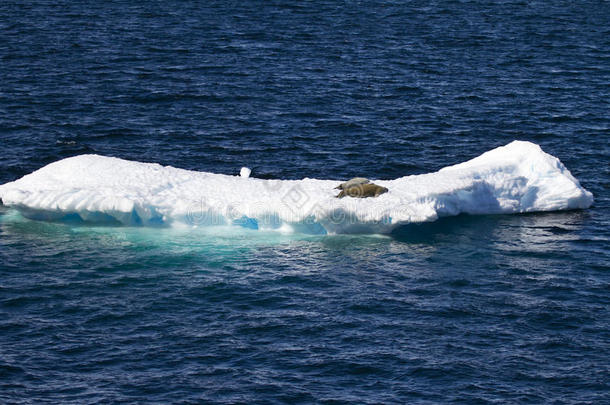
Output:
[
  {"xmin": 335, "ymin": 177, "xmax": 370, "ymax": 190},
  {"xmin": 336, "ymin": 183, "xmax": 388, "ymax": 199}
]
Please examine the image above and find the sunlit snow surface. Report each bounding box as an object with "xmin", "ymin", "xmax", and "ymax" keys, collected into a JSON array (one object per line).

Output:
[{"xmin": 0, "ymin": 141, "xmax": 593, "ymax": 234}]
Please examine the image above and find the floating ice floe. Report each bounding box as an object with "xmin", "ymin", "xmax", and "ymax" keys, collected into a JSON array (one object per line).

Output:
[{"xmin": 0, "ymin": 141, "xmax": 593, "ymax": 234}]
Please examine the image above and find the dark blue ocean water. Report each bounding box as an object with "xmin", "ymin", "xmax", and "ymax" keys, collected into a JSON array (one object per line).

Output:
[{"xmin": 1, "ymin": 1, "xmax": 609, "ymax": 403}]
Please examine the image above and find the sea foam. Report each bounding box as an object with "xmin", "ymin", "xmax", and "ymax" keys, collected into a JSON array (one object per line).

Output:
[{"xmin": 0, "ymin": 141, "xmax": 593, "ymax": 234}]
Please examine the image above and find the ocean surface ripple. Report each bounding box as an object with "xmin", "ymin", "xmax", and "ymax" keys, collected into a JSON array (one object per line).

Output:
[{"xmin": 1, "ymin": 0, "xmax": 609, "ymax": 403}]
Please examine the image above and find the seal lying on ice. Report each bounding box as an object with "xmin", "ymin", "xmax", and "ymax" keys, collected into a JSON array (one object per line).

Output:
[{"xmin": 336, "ymin": 183, "xmax": 388, "ymax": 199}]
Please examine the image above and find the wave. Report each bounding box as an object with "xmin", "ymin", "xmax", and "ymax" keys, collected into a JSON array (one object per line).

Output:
[{"xmin": 0, "ymin": 141, "xmax": 593, "ymax": 234}]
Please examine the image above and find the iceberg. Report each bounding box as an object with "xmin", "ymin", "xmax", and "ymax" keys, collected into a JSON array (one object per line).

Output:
[{"xmin": 0, "ymin": 141, "xmax": 593, "ymax": 234}]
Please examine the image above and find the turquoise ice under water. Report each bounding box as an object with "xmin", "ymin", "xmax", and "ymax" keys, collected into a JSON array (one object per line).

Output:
[{"xmin": 1, "ymin": 0, "xmax": 609, "ymax": 403}]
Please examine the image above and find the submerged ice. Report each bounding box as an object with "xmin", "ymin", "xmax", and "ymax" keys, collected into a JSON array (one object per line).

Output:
[{"xmin": 0, "ymin": 141, "xmax": 593, "ymax": 234}]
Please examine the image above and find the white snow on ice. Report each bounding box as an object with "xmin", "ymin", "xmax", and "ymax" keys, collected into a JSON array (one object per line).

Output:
[
  {"xmin": 0, "ymin": 141, "xmax": 593, "ymax": 234},
  {"xmin": 240, "ymin": 167, "xmax": 251, "ymax": 179}
]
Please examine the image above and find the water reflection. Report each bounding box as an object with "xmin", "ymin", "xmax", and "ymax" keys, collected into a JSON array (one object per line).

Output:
[{"xmin": 391, "ymin": 211, "xmax": 590, "ymax": 248}]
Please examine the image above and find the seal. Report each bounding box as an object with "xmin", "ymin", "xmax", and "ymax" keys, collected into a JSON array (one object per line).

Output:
[
  {"xmin": 335, "ymin": 177, "xmax": 370, "ymax": 190},
  {"xmin": 336, "ymin": 183, "xmax": 388, "ymax": 199}
]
